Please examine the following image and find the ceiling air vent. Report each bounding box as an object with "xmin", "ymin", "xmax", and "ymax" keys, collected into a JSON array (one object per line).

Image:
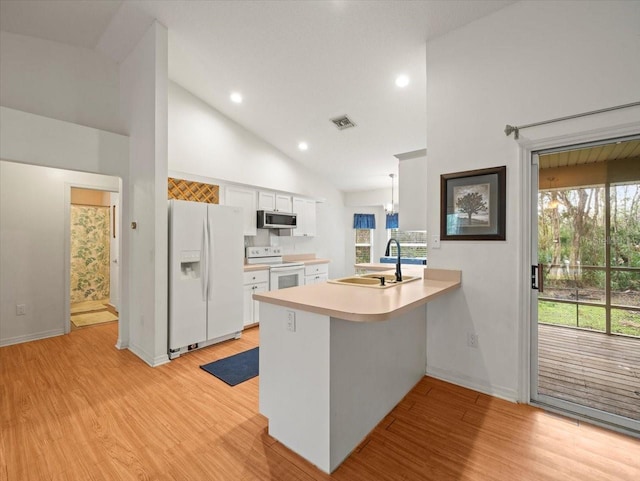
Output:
[{"xmin": 330, "ymin": 115, "xmax": 356, "ymax": 130}]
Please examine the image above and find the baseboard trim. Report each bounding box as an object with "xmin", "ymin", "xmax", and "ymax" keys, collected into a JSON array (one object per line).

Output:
[
  {"xmin": 426, "ymin": 366, "xmax": 518, "ymax": 402},
  {"xmin": 0, "ymin": 328, "xmax": 65, "ymax": 347},
  {"xmin": 128, "ymin": 343, "xmax": 170, "ymax": 367}
]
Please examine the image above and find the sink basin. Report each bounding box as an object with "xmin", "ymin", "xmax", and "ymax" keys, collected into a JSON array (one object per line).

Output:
[
  {"xmin": 333, "ymin": 277, "xmax": 381, "ymax": 286},
  {"xmin": 328, "ymin": 274, "xmax": 420, "ymax": 289}
]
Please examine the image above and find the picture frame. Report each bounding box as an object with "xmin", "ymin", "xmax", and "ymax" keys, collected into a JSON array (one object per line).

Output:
[{"xmin": 440, "ymin": 166, "xmax": 506, "ymax": 241}]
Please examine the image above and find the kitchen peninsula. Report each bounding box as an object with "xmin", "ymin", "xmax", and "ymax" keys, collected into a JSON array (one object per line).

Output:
[{"xmin": 254, "ymin": 268, "xmax": 461, "ymax": 473}]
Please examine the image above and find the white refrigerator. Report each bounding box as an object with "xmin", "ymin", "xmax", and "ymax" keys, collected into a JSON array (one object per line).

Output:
[{"xmin": 168, "ymin": 199, "xmax": 244, "ymax": 359}]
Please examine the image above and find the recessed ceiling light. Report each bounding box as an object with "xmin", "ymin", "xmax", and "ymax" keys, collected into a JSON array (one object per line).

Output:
[
  {"xmin": 298, "ymin": 142, "xmax": 309, "ymax": 151},
  {"xmin": 230, "ymin": 92, "xmax": 243, "ymax": 103},
  {"xmin": 395, "ymin": 75, "xmax": 410, "ymax": 88}
]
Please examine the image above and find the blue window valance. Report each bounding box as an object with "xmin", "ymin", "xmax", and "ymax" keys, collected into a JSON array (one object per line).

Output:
[
  {"xmin": 353, "ymin": 213, "xmax": 376, "ymax": 229},
  {"xmin": 385, "ymin": 213, "xmax": 399, "ymax": 229}
]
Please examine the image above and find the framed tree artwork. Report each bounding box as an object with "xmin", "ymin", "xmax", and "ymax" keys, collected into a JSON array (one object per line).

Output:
[{"xmin": 440, "ymin": 166, "xmax": 506, "ymax": 240}]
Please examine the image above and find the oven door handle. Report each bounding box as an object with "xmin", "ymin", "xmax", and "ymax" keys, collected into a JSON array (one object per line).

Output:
[{"xmin": 271, "ymin": 266, "xmax": 303, "ymax": 273}]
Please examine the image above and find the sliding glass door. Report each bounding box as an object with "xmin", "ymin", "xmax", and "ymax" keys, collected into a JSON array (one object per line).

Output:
[{"xmin": 531, "ymin": 137, "xmax": 640, "ymax": 434}]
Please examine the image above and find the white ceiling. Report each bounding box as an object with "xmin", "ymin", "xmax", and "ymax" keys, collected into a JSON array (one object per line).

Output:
[{"xmin": 0, "ymin": 0, "xmax": 515, "ymax": 192}]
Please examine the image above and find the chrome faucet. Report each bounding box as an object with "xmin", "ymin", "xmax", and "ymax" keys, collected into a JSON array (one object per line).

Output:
[{"xmin": 385, "ymin": 238, "xmax": 402, "ymax": 282}]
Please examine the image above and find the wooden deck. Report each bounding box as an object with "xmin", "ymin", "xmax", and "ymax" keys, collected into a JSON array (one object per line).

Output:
[{"xmin": 538, "ymin": 323, "xmax": 640, "ymax": 421}]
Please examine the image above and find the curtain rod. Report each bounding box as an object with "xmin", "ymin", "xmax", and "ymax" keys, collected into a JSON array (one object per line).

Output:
[{"xmin": 504, "ymin": 101, "xmax": 640, "ymax": 139}]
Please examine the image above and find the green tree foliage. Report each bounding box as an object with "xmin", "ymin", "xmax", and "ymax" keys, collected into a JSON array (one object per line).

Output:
[{"xmin": 538, "ymin": 183, "xmax": 640, "ymax": 296}]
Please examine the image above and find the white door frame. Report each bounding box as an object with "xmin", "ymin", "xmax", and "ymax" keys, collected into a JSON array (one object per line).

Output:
[
  {"xmin": 64, "ymin": 182, "xmax": 121, "ymax": 337},
  {"xmin": 518, "ymin": 122, "xmax": 640, "ymax": 436}
]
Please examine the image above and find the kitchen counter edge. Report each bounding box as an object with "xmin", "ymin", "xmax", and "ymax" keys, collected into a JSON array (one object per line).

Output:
[
  {"xmin": 244, "ymin": 264, "xmax": 270, "ymax": 272},
  {"xmin": 253, "ymin": 268, "xmax": 461, "ymax": 322}
]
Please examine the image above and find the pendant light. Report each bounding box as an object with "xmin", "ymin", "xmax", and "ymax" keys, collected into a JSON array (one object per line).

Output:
[{"xmin": 386, "ymin": 174, "xmax": 399, "ymax": 229}]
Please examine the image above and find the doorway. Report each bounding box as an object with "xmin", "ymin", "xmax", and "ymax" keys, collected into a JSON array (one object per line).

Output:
[
  {"xmin": 69, "ymin": 188, "xmax": 119, "ymax": 330},
  {"xmin": 530, "ymin": 136, "xmax": 640, "ymax": 434}
]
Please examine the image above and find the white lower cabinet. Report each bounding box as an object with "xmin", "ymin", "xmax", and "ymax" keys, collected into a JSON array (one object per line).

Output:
[
  {"xmin": 304, "ymin": 263, "xmax": 329, "ymax": 285},
  {"xmin": 243, "ymin": 270, "xmax": 269, "ymax": 327}
]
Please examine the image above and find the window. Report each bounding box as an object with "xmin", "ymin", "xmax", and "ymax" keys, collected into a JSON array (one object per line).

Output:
[
  {"xmin": 386, "ymin": 229, "xmax": 427, "ymax": 258},
  {"xmin": 355, "ymin": 229, "xmax": 373, "ymax": 263}
]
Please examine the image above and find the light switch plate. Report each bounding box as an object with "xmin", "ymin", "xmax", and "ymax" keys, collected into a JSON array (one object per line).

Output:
[{"xmin": 431, "ymin": 235, "xmax": 441, "ymax": 249}]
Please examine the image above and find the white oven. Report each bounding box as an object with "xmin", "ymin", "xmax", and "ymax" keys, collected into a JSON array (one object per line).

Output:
[
  {"xmin": 269, "ymin": 263, "xmax": 305, "ymax": 290},
  {"xmin": 246, "ymin": 246, "xmax": 304, "ymax": 290}
]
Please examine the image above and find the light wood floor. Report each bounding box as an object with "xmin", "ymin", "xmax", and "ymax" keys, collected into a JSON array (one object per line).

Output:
[
  {"xmin": 1, "ymin": 323, "xmax": 638, "ymax": 481},
  {"xmin": 538, "ymin": 323, "xmax": 640, "ymax": 421}
]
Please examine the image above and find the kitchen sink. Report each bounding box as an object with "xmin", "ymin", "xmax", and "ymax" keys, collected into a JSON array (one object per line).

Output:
[{"xmin": 328, "ymin": 273, "xmax": 420, "ymax": 289}]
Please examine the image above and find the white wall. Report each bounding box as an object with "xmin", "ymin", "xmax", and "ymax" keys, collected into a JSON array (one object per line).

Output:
[
  {"xmin": 0, "ymin": 25, "xmax": 131, "ymax": 350},
  {"xmin": 0, "ymin": 161, "xmax": 119, "ymax": 346},
  {"xmin": 120, "ymin": 21, "xmax": 169, "ymax": 367},
  {"xmin": 0, "ymin": 108, "xmax": 128, "ymax": 348},
  {"xmin": 344, "ymin": 188, "xmax": 393, "ymax": 210},
  {"xmin": 0, "ymin": 107, "xmax": 127, "ymax": 176},
  {"xmin": 424, "ymin": 0, "xmax": 640, "ymax": 400},
  {"xmin": 0, "ymin": 31, "xmax": 122, "ymax": 135},
  {"xmin": 168, "ymin": 81, "xmax": 346, "ymax": 277}
]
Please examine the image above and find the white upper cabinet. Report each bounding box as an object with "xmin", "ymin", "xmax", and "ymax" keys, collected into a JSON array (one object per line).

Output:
[
  {"xmin": 258, "ymin": 191, "xmax": 275, "ymax": 211},
  {"xmin": 292, "ymin": 197, "xmax": 316, "ymax": 237},
  {"xmin": 258, "ymin": 191, "xmax": 292, "ymax": 212},
  {"xmin": 225, "ymin": 186, "xmax": 257, "ymax": 236},
  {"xmin": 276, "ymin": 194, "xmax": 292, "ymax": 213},
  {"xmin": 396, "ymin": 149, "xmax": 427, "ymax": 231}
]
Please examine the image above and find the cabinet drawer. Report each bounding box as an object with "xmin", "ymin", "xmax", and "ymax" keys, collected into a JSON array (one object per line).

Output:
[
  {"xmin": 243, "ymin": 269, "xmax": 269, "ymax": 285},
  {"xmin": 304, "ymin": 263, "xmax": 328, "ymax": 276}
]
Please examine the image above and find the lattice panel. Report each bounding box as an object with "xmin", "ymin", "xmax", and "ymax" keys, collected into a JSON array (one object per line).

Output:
[{"xmin": 168, "ymin": 177, "xmax": 219, "ymax": 204}]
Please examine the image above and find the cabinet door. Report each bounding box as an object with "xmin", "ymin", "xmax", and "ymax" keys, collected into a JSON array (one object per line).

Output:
[
  {"xmin": 253, "ymin": 282, "xmax": 268, "ymax": 324},
  {"xmin": 258, "ymin": 191, "xmax": 275, "ymax": 211},
  {"xmin": 305, "ymin": 199, "xmax": 316, "ymax": 237},
  {"xmin": 304, "ymin": 263, "xmax": 328, "ymax": 276},
  {"xmin": 226, "ymin": 187, "xmax": 257, "ymax": 236},
  {"xmin": 275, "ymin": 194, "xmax": 292, "ymax": 213},
  {"xmin": 292, "ymin": 197, "xmax": 306, "ymax": 236},
  {"xmin": 293, "ymin": 198, "xmax": 316, "ymax": 237},
  {"xmin": 243, "ymin": 284, "xmax": 255, "ymax": 327}
]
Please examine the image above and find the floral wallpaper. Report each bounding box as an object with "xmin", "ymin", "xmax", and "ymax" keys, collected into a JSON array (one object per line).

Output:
[{"xmin": 70, "ymin": 205, "xmax": 110, "ymax": 303}]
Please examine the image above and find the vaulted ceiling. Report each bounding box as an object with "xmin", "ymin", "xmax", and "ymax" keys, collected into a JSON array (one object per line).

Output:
[{"xmin": 0, "ymin": 0, "xmax": 516, "ymax": 191}]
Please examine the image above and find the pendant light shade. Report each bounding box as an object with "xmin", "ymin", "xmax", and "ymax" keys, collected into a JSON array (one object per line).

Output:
[{"xmin": 386, "ymin": 173, "xmax": 399, "ymax": 229}]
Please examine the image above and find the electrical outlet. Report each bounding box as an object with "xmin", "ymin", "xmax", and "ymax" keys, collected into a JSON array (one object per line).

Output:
[
  {"xmin": 16, "ymin": 304, "xmax": 26, "ymax": 316},
  {"xmin": 467, "ymin": 332, "xmax": 479, "ymax": 348},
  {"xmin": 431, "ymin": 235, "xmax": 441, "ymax": 249},
  {"xmin": 286, "ymin": 310, "xmax": 296, "ymax": 332}
]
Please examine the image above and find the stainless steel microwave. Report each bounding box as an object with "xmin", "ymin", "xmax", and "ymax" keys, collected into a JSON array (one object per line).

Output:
[{"xmin": 257, "ymin": 210, "xmax": 297, "ymax": 229}]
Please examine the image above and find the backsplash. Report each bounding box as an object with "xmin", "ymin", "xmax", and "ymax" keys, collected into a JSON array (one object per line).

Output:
[{"xmin": 244, "ymin": 229, "xmax": 315, "ymax": 255}]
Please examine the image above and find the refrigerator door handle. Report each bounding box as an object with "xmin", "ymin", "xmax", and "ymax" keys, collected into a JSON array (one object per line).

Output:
[
  {"xmin": 207, "ymin": 217, "xmax": 213, "ymax": 301},
  {"xmin": 202, "ymin": 217, "xmax": 209, "ymax": 301}
]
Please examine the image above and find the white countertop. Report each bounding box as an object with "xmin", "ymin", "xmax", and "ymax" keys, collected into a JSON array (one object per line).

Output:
[
  {"xmin": 243, "ymin": 264, "xmax": 269, "ymax": 272},
  {"xmin": 244, "ymin": 256, "xmax": 329, "ymax": 271}
]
